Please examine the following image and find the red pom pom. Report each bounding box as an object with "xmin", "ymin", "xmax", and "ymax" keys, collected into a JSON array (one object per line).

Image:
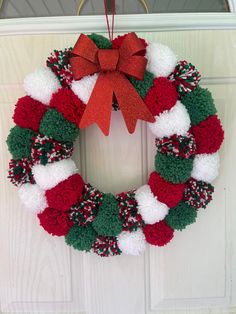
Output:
[
  {"xmin": 143, "ymin": 220, "xmax": 174, "ymax": 246},
  {"xmin": 46, "ymin": 174, "xmax": 85, "ymax": 211},
  {"xmin": 144, "ymin": 77, "xmax": 178, "ymax": 116},
  {"xmin": 38, "ymin": 207, "xmax": 73, "ymax": 236},
  {"xmin": 190, "ymin": 115, "xmax": 224, "ymax": 154},
  {"xmin": 13, "ymin": 96, "xmax": 47, "ymax": 131},
  {"xmin": 112, "ymin": 34, "xmax": 147, "ymax": 56},
  {"xmin": 148, "ymin": 171, "xmax": 184, "ymax": 208},
  {"xmin": 50, "ymin": 88, "xmax": 86, "ymax": 127}
]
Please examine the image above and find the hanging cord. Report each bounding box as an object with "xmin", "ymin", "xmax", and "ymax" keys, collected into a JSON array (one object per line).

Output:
[
  {"xmin": 77, "ymin": 0, "xmax": 148, "ymax": 15},
  {"xmin": 104, "ymin": 0, "xmax": 116, "ymax": 42}
]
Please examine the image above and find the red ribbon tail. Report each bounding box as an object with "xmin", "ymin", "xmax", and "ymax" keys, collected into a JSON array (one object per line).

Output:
[
  {"xmin": 112, "ymin": 73, "xmax": 155, "ymax": 134},
  {"xmin": 79, "ymin": 74, "xmax": 113, "ymax": 136}
]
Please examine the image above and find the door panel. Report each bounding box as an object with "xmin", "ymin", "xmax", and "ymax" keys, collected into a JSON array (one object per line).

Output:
[{"xmin": 0, "ymin": 30, "xmax": 236, "ymax": 314}]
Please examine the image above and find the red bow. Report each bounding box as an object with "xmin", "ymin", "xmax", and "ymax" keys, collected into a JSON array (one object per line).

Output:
[{"xmin": 70, "ymin": 32, "xmax": 155, "ymax": 135}]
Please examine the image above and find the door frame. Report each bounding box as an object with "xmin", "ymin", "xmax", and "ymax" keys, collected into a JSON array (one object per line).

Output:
[{"xmin": 0, "ymin": 12, "xmax": 236, "ymax": 36}]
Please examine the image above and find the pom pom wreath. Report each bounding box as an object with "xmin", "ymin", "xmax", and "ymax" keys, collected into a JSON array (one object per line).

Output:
[
  {"xmin": 31, "ymin": 134, "xmax": 73, "ymax": 165},
  {"xmin": 13, "ymin": 96, "xmax": 47, "ymax": 132},
  {"xmin": 148, "ymin": 101, "xmax": 191, "ymax": 138},
  {"xmin": 148, "ymin": 171, "xmax": 184, "ymax": 208},
  {"xmin": 117, "ymin": 229, "xmax": 146, "ymax": 256},
  {"xmin": 49, "ymin": 88, "xmax": 86, "ymax": 127},
  {"xmin": 190, "ymin": 115, "xmax": 224, "ymax": 154},
  {"xmin": 6, "ymin": 126, "xmax": 36, "ymax": 160},
  {"xmin": 144, "ymin": 77, "xmax": 178, "ymax": 116},
  {"xmin": 146, "ymin": 42, "xmax": 177, "ymax": 77},
  {"xmin": 155, "ymin": 152, "xmax": 193, "ymax": 184},
  {"xmin": 135, "ymin": 185, "xmax": 169, "ymax": 224},
  {"xmin": 165, "ymin": 201, "xmax": 197, "ymax": 230},
  {"xmin": 18, "ymin": 183, "xmax": 47, "ymax": 213},
  {"xmin": 69, "ymin": 184, "xmax": 104, "ymax": 226},
  {"xmin": 92, "ymin": 236, "xmax": 121, "ymax": 257},
  {"xmin": 128, "ymin": 71, "xmax": 154, "ymax": 99},
  {"xmin": 39, "ymin": 109, "xmax": 79, "ymax": 143},
  {"xmin": 24, "ymin": 67, "xmax": 60, "ymax": 105},
  {"xmin": 46, "ymin": 48, "xmax": 73, "ymax": 88},
  {"xmin": 88, "ymin": 33, "xmax": 112, "ymax": 49},
  {"xmin": 65, "ymin": 224, "xmax": 97, "ymax": 252},
  {"xmin": 112, "ymin": 34, "xmax": 147, "ymax": 54},
  {"xmin": 8, "ymin": 158, "xmax": 35, "ymax": 186},
  {"xmin": 168, "ymin": 60, "xmax": 201, "ymax": 95},
  {"xmin": 181, "ymin": 86, "xmax": 217, "ymax": 125},
  {"xmin": 71, "ymin": 74, "xmax": 98, "ymax": 104},
  {"xmin": 5, "ymin": 33, "xmax": 225, "ymax": 256},
  {"xmin": 155, "ymin": 133, "xmax": 196, "ymax": 159},
  {"xmin": 191, "ymin": 153, "xmax": 220, "ymax": 183},
  {"xmin": 46, "ymin": 174, "xmax": 84, "ymax": 211},
  {"xmin": 117, "ymin": 190, "xmax": 143, "ymax": 232},
  {"xmin": 92, "ymin": 194, "xmax": 123, "ymax": 237},
  {"xmin": 32, "ymin": 158, "xmax": 77, "ymax": 190},
  {"xmin": 143, "ymin": 220, "xmax": 174, "ymax": 246},
  {"xmin": 38, "ymin": 207, "xmax": 73, "ymax": 236},
  {"xmin": 183, "ymin": 178, "xmax": 214, "ymax": 209}
]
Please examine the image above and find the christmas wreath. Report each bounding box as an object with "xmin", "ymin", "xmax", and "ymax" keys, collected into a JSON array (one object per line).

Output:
[{"xmin": 6, "ymin": 33, "xmax": 224, "ymax": 257}]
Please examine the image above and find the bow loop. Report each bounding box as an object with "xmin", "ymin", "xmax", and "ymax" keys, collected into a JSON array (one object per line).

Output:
[
  {"xmin": 118, "ymin": 32, "xmax": 146, "ymax": 58},
  {"xmin": 118, "ymin": 55, "xmax": 147, "ymax": 80},
  {"xmin": 72, "ymin": 34, "xmax": 98, "ymax": 62}
]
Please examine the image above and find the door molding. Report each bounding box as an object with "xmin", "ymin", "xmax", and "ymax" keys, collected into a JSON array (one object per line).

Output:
[{"xmin": 0, "ymin": 13, "xmax": 236, "ymax": 36}]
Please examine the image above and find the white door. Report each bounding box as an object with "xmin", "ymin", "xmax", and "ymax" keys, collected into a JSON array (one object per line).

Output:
[{"xmin": 1, "ymin": 26, "xmax": 236, "ymax": 314}]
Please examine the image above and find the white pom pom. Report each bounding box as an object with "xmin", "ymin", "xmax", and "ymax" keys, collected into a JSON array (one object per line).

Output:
[
  {"xmin": 191, "ymin": 153, "xmax": 220, "ymax": 183},
  {"xmin": 32, "ymin": 159, "xmax": 77, "ymax": 190},
  {"xmin": 24, "ymin": 68, "xmax": 60, "ymax": 105},
  {"xmin": 148, "ymin": 101, "xmax": 190, "ymax": 138},
  {"xmin": 135, "ymin": 185, "xmax": 169, "ymax": 224},
  {"xmin": 19, "ymin": 183, "xmax": 47, "ymax": 213},
  {"xmin": 146, "ymin": 42, "xmax": 177, "ymax": 77},
  {"xmin": 118, "ymin": 229, "xmax": 146, "ymax": 256},
  {"xmin": 71, "ymin": 74, "xmax": 98, "ymax": 104}
]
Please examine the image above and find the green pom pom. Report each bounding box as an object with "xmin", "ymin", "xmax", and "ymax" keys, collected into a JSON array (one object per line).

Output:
[
  {"xmin": 65, "ymin": 225, "xmax": 97, "ymax": 251},
  {"xmin": 6, "ymin": 126, "xmax": 36, "ymax": 160},
  {"xmin": 39, "ymin": 109, "xmax": 79, "ymax": 143},
  {"xmin": 181, "ymin": 86, "xmax": 217, "ymax": 125},
  {"xmin": 88, "ymin": 33, "xmax": 112, "ymax": 49},
  {"xmin": 165, "ymin": 202, "xmax": 197, "ymax": 230},
  {"xmin": 92, "ymin": 194, "xmax": 122, "ymax": 236},
  {"xmin": 155, "ymin": 152, "xmax": 193, "ymax": 184},
  {"xmin": 129, "ymin": 71, "xmax": 154, "ymax": 99}
]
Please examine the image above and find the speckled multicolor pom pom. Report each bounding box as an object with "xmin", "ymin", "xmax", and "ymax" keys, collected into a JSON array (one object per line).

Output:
[
  {"xmin": 168, "ymin": 60, "xmax": 201, "ymax": 95},
  {"xmin": 155, "ymin": 133, "xmax": 197, "ymax": 159},
  {"xmin": 183, "ymin": 178, "xmax": 214, "ymax": 209},
  {"xmin": 117, "ymin": 190, "xmax": 143, "ymax": 232},
  {"xmin": 68, "ymin": 184, "xmax": 104, "ymax": 226},
  {"xmin": 8, "ymin": 158, "xmax": 35, "ymax": 186},
  {"xmin": 31, "ymin": 134, "xmax": 73, "ymax": 165},
  {"xmin": 47, "ymin": 48, "xmax": 73, "ymax": 88},
  {"xmin": 92, "ymin": 236, "xmax": 121, "ymax": 257}
]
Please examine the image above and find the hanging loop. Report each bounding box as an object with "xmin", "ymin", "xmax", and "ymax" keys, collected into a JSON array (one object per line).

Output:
[{"xmin": 104, "ymin": 0, "xmax": 116, "ymax": 42}]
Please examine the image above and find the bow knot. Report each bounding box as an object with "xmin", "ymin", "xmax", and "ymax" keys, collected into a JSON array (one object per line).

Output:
[
  {"xmin": 98, "ymin": 49, "xmax": 119, "ymax": 72},
  {"xmin": 70, "ymin": 32, "xmax": 155, "ymax": 135}
]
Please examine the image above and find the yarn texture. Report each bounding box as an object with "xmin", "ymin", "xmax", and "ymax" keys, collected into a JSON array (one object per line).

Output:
[
  {"xmin": 181, "ymin": 86, "xmax": 216, "ymax": 125},
  {"xmin": 165, "ymin": 202, "xmax": 197, "ymax": 230},
  {"xmin": 155, "ymin": 152, "xmax": 193, "ymax": 184},
  {"xmin": 39, "ymin": 109, "xmax": 79, "ymax": 143},
  {"xmin": 7, "ymin": 126, "xmax": 36, "ymax": 160},
  {"xmin": 92, "ymin": 194, "xmax": 123, "ymax": 237}
]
